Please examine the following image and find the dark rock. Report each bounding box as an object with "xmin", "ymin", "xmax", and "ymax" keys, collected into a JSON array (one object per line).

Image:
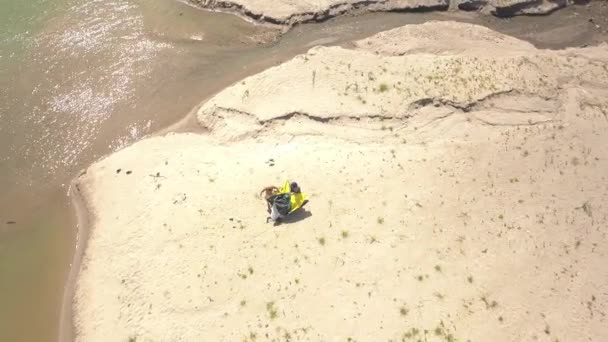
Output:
[
  {"xmin": 458, "ymin": 0, "xmax": 489, "ymax": 11},
  {"xmin": 492, "ymin": 0, "xmax": 568, "ymax": 17}
]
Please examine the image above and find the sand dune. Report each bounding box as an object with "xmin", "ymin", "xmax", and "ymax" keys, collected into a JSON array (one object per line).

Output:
[{"xmin": 72, "ymin": 21, "xmax": 608, "ymax": 342}]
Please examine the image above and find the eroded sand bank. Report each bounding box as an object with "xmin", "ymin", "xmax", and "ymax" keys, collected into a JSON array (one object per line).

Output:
[
  {"xmin": 72, "ymin": 21, "xmax": 608, "ymax": 341},
  {"xmin": 186, "ymin": 0, "xmax": 575, "ymax": 26}
]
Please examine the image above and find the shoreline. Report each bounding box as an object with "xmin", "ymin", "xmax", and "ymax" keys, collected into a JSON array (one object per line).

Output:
[
  {"xmin": 58, "ymin": 182, "xmax": 91, "ymax": 342},
  {"xmin": 58, "ymin": 89, "xmax": 217, "ymax": 342},
  {"xmin": 58, "ymin": 4, "xmax": 608, "ymax": 341},
  {"xmin": 185, "ymin": 0, "xmax": 448, "ymax": 28},
  {"xmin": 67, "ymin": 20, "xmax": 608, "ymax": 341},
  {"xmin": 58, "ymin": 87, "xmax": 213, "ymax": 342},
  {"xmin": 184, "ymin": 0, "xmax": 578, "ymax": 27}
]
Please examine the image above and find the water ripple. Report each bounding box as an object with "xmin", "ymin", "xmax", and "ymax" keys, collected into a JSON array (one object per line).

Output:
[{"xmin": 10, "ymin": 0, "xmax": 171, "ymax": 185}]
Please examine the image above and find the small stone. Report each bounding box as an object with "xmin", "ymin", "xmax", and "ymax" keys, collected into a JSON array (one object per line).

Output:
[
  {"xmin": 126, "ymin": 170, "xmax": 132, "ymax": 175},
  {"xmin": 116, "ymin": 168, "xmax": 121, "ymax": 173}
]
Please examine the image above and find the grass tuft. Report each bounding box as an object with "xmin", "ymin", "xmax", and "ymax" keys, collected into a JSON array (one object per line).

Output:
[{"xmin": 266, "ymin": 302, "xmax": 278, "ymax": 320}]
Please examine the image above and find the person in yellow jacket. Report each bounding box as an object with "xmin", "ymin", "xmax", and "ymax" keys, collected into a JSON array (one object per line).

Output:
[{"xmin": 264, "ymin": 181, "xmax": 308, "ymax": 224}]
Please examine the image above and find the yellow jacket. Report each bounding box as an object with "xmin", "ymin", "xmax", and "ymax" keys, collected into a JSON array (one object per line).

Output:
[{"xmin": 278, "ymin": 181, "xmax": 308, "ymax": 213}]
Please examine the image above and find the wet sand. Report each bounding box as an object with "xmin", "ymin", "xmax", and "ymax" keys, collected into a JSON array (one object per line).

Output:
[{"xmin": 1, "ymin": 0, "xmax": 608, "ymax": 341}]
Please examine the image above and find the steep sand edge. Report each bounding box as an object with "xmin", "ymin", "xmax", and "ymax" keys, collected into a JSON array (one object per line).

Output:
[
  {"xmin": 186, "ymin": 0, "xmax": 450, "ymax": 27},
  {"xmin": 185, "ymin": 0, "xmax": 576, "ymax": 26},
  {"xmin": 73, "ymin": 21, "xmax": 608, "ymax": 342}
]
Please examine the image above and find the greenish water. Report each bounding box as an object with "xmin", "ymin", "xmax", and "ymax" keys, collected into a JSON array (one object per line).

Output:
[
  {"xmin": 0, "ymin": 0, "xmax": 286, "ymax": 340},
  {"xmin": 0, "ymin": 196, "xmax": 73, "ymax": 342},
  {"xmin": 0, "ymin": 0, "xmax": 52, "ymax": 41},
  {"xmin": 0, "ymin": 0, "xmax": 269, "ymax": 340},
  {"xmin": 1, "ymin": 2, "xmax": 70, "ymax": 341},
  {"xmin": 0, "ymin": 0, "xmax": 59, "ymax": 69}
]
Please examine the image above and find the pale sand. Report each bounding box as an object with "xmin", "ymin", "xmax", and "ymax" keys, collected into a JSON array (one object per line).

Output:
[{"xmin": 73, "ymin": 21, "xmax": 608, "ymax": 341}]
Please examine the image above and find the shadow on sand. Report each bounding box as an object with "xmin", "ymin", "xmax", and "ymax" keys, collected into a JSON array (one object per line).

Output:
[{"xmin": 277, "ymin": 208, "xmax": 312, "ymax": 225}]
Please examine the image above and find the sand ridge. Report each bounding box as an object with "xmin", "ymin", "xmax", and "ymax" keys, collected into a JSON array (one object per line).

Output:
[
  {"xmin": 186, "ymin": 0, "xmax": 576, "ymax": 26},
  {"xmin": 72, "ymin": 21, "xmax": 608, "ymax": 342}
]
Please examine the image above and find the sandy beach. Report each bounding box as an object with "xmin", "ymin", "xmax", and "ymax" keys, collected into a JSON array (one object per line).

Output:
[{"xmin": 69, "ymin": 20, "xmax": 608, "ymax": 342}]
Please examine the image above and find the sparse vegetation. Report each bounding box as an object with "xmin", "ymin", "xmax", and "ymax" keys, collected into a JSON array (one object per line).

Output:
[
  {"xmin": 571, "ymin": 157, "xmax": 580, "ymax": 166},
  {"xmin": 318, "ymin": 237, "xmax": 326, "ymax": 246},
  {"xmin": 433, "ymin": 321, "xmax": 456, "ymax": 342},
  {"xmin": 481, "ymin": 295, "xmax": 498, "ymax": 309},
  {"xmin": 377, "ymin": 217, "xmax": 384, "ymax": 224},
  {"xmin": 341, "ymin": 230, "xmax": 349, "ymax": 238},
  {"xmin": 403, "ymin": 327, "xmax": 420, "ymax": 339},
  {"xmin": 379, "ymin": 83, "xmax": 389, "ymax": 92},
  {"xmin": 579, "ymin": 201, "xmax": 592, "ymax": 217},
  {"xmin": 266, "ymin": 302, "xmax": 278, "ymax": 320}
]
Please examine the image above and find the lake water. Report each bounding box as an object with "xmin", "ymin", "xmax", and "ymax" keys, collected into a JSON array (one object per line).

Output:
[{"xmin": 1, "ymin": 0, "xmax": 279, "ymax": 340}]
